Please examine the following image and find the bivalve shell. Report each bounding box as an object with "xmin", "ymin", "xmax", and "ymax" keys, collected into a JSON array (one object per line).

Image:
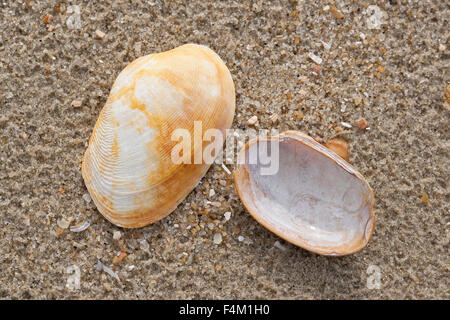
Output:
[
  {"xmin": 233, "ymin": 131, "xmax": 375, "ymax": 256},
  {"xmin": 82, "ymin": 44, "xmax": 235, "ymax": 228}
]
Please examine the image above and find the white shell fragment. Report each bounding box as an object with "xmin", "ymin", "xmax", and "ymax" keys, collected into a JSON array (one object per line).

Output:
[
  {"xmin": 274, "ymin": 241, "xmax": 287, "ymax": 252},
  {"xmin": 113, "ymin": 231, "xmax": 121, "ymax": 240},
  {"xmin": 96, "ymin": 261, "xmax": 120, "ymax": 282},
  {"xmin": 221, "ymin": 163, "xmax": 231, "ymax": 175},
  {"xmin": 57, "ymin": 218, "xmax": 70, "ymax": 229},
  {"xmin": 233, "ymin": 131, "xmax": 375, "ymax": 256},
  {"xmin": 308, "ymin": 52, "xmax": 323, "ymax": 65},
  {"xmin": 70, "ymin": 221, "xmax": 90, "ymax": 232},
  {"xmin": 213, "ymin": 233, "xmax": 223, "ymax": 244},
  {"xmin": 365, "ymin": 5, "xmax": 387, "ymax": 30}
]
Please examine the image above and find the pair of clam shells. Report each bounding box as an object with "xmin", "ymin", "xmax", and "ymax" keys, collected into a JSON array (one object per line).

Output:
[{"xmin": 82, "ymin": 44, "xmax": 375, "ymax": 256}]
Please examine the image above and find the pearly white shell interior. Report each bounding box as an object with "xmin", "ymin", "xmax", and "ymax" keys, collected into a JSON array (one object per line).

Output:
[{"xmin": 239, "ymin": 134, "xmax": 374, "ymax": 255}]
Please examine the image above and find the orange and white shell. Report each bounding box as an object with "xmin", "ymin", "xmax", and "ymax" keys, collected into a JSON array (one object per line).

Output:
[
  {"xmin": 233, "ymin": 131, "xmax": 375, "ymax": 256},
  {"xmin": 82, "ymin": 44, "xmax": 235, "ymax": 228}
]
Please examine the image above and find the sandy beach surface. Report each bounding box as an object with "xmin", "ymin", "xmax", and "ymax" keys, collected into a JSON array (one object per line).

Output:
[{"xmin": 0, "ymin": 0, "xmax": 448, "ymax": 299}]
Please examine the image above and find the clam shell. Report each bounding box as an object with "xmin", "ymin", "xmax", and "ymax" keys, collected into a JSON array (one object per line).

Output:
[
  {"xmin": 82, "ymin": 44, "xmax": 235, "ymax": 228},
  {"xmin": 233, "ymin": 131, "xmax": 375, "ymax": 256}
]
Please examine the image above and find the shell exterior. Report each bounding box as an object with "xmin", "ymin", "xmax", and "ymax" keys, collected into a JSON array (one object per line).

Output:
[
  {"xmin": 233, "ymin": 131, "xmax": 375, "ymax": 256},
  {"xmin": 82, "ymin": 44, "xmax": 235, "ymax": 228},
  {"xmin": 324, "ymin": 137, "xmax": 349, "ymax": 162}
]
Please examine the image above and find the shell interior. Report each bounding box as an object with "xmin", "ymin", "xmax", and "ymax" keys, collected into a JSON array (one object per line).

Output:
[{"xmin": 234, "ymin": 132, "xmax": 374, "ymax": 256}]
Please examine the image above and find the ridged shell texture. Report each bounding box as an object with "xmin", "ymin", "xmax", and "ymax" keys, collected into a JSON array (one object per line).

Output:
[{"xmin": 82, "ymin": 44, "xmax": 235, "ymax": 228}]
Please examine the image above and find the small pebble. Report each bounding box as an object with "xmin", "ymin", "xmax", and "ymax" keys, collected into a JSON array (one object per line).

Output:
[
  {"xmin": 219, "ymin": 179, "xmax": 227, "ymax": 187},
  {"xmin": 103, "ymin": 282, "xmax": 112, "ymax": 291},
  {"xmin": 294, "ymin": 110, "xmax": 304, "ymax": 120},
  {"xmin": 213, "ymin": 233, "xmax": 223, "ymax": 244},
  {"xmin": 112, "ymin": 251, "xmax": 127, "ymax": 264},
  {"xmin": 421, "ymin": 191, "xmax": 429, "ymax": 203},
  {"xmin": 211, "ymin": 201, "xmax": 221, "ymax": 207},
  {"xmin": 96, "ymin": 261, "xmax": 103, "ymax": 271},
  {"xmin": 95, "ymin": 29, "xmax": 106, "ymax": 39},
  {"xmin": 113, "ymin": 231, "xmax": 121, "ymax": 240},
  {"xmin": 354, "ymin": 118, "xmax": 368, "ymax": 130},
  {"xmin": 247, "ymin": 115, "xmax": 258, "ymax": 125},
  {"xmin": 42, "ymin": 14, "xmax": 53, "ymax": 24},
  {"xmin": 439, "ymin": 43, "xmax": 446, "ymax": 52},
  {"xmin": 209, "ymin": 189, "xmax": 215, "ymax": 197},
  {"xmin": 330, "ymin": 6, "xmax": 344, "ymax": 19},
  {"xmin": 237, "ymin": 235, "xmax": 245, "ymax": 242},
  {"xmin": 224, "ymin": 211, "xmax": 231, "ymax": 221},
  {"xmin": 286, "ymin": 91, "xmax": 292, "ymax": 100},
  {"xmin": 71, "ymin": 99, "xmax": 82, "ymax": 108},
  {"xmin": 140, "ymin": 239, "xmax": 150, "ymax": 251},
  {"xmin": 321, "ymin": 40, "xmax": 331, "ymax": 50},
  {"xmin": 409, "ymin": 273, "xmax": 420, "ymax": 283},
  {"xmin": 57, "ymin": 218, "xmax": 70, "ymax": 229},
  {"xmin": 365, "ymin": 5, "xmax": 387, "ymax": 30},
  {"xmin": 82, "ymin": 193, "xmax": 91, "ymax": 203},
  {"xmin": 66, "ymin": 8, "xmax": 82, "ymax": 29}
]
